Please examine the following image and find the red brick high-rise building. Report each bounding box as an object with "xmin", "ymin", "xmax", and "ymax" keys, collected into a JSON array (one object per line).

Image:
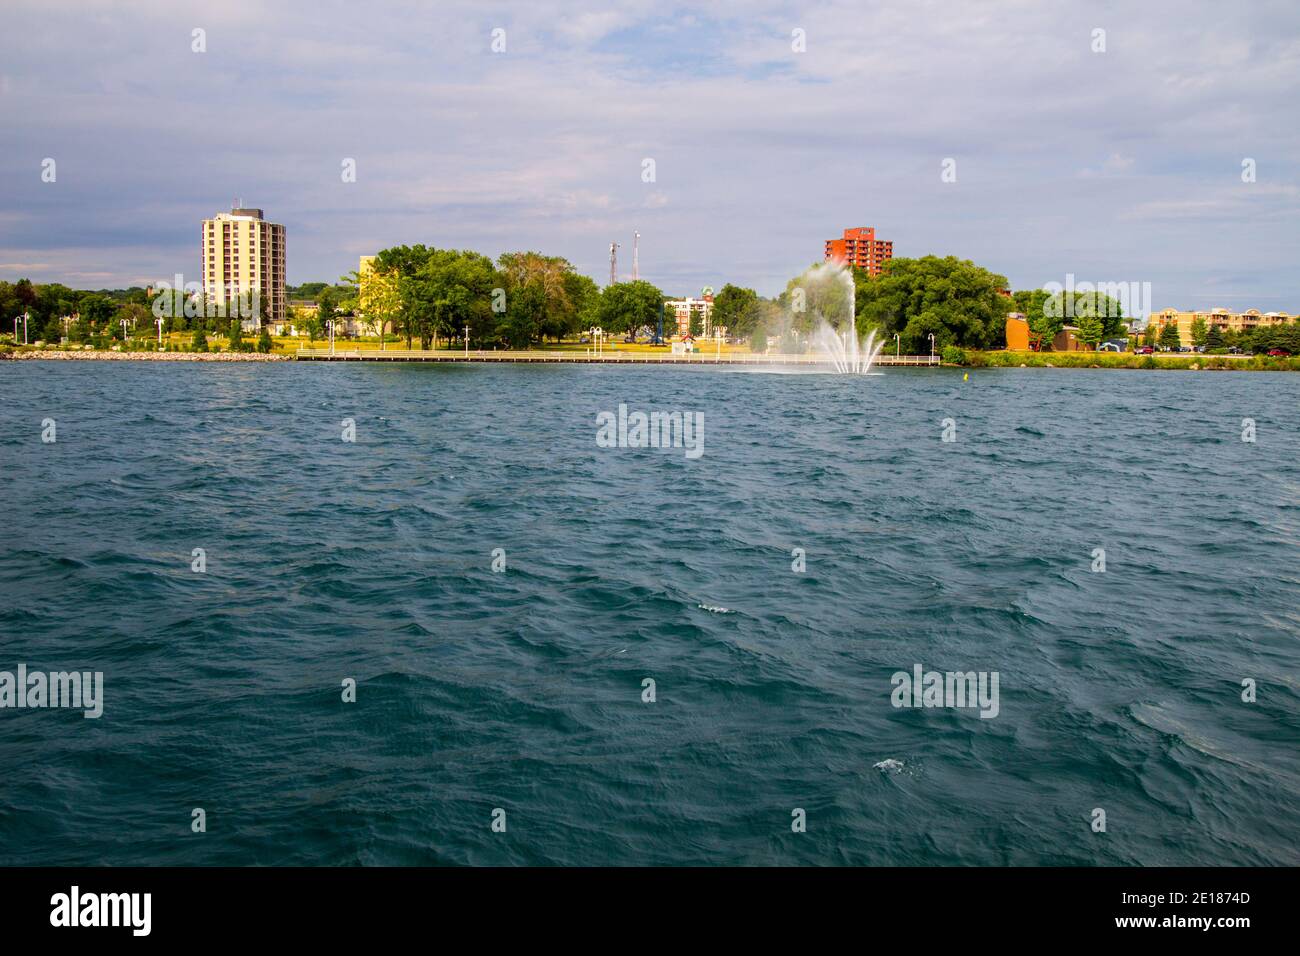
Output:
[{"xmin": 824, "ymin": 226, "xmax": 893, "ymax": 276}]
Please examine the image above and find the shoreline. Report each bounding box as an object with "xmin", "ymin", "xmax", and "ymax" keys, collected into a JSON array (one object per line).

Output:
[
  {"xmin": 3, "ymin": 347, "xmax": 1297, "ymax": 371},
  {"xmin": 2, "ymin": 349, "xmax": 290, "ymax": 362}
]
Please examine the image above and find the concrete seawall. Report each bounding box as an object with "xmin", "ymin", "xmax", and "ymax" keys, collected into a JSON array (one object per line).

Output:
[{"xmin": 292, "ymin": 348, "xmax": 941, "ymax": 367}]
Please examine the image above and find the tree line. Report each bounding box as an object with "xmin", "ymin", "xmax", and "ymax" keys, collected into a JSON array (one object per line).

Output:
[{"xmin": 9, "ymin": 252, "xmax": 1296, "ymax": 355}]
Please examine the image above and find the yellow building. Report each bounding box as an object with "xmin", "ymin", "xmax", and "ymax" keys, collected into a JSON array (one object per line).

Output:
[
  {"xmin": 358, "ymin": 255, "xmax": 377, "ymax": 299},
  {"xmin": 356, "ymin": 254, "xmax": 398, "ymax": 338},
  {"xmin": 201, "ymin": 206, "xmax": 286, "ymax": 327},
  {"xmin": 1147, "ymin": 308, "xmax": 1291, "ymax": 343}
]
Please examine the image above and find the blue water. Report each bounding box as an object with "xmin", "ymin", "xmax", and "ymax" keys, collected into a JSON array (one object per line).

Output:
[{"xmin": 1, "ymin": 361, "xmax": 1297, "ymax": 865}]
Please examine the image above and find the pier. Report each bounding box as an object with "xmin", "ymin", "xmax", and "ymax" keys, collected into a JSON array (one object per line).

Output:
[{"xmin": 294, "ymin": 348, "xmax": 942, "ymax": 366}]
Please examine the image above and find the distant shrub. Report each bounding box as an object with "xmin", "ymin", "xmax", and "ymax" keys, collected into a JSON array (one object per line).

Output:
[{"xmin": 940, "ymin": 345, "xmax": 968, "ymax": 365}]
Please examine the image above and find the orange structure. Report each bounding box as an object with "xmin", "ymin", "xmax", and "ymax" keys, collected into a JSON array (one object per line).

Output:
[
  {"xmin": 824, "ymin": 226, "xmax": 893, "ymax": 276},
  {"xmin": 1005, "ymin": 314, "xmax": 1030, "ymax": 351}
]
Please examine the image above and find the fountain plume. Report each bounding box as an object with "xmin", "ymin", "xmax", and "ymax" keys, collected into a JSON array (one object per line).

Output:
[{"xmin": 799, "ymin": 262, "xmax": 885, "ymax": 373}]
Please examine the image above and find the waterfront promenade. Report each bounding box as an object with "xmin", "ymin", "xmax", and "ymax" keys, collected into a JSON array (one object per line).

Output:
[{"xmin": 294, "ymin": 348, "xmax": 941, "ymax": 366}]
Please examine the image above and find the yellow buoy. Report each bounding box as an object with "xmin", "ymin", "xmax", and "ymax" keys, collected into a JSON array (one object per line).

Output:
[{"xmin": 963, "ymin": 372, "xmax": 969, "ymax": 381}]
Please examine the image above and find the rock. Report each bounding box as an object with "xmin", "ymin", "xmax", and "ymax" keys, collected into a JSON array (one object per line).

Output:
[{"xmin": 2, "ymin": 349, "xmax": 290, "ymax": 362}]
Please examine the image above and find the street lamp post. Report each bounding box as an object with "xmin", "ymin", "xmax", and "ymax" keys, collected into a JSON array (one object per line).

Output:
[
  {"xmin": 327, "ymin": 318, "xmax": 335, "ymax": 354},
  {"xmin": 895, "ymin": 333, "xmax": 900, "ymax": 358},
  {"xmin": 714, "ymin": 327, "xmax": 723, "ymax": 362},
  {"xmin": 928, "ymin": 333, "xmax": 936, "ymax": 359},
  {"xmin": 13, "ymin": 313, "xmax": 28, "ymax": 344},
  {"xmin": 464, "ymin": 323, "xmax": 470, "ymax": 357},
  {"xmin": 156, "ymin": 317, "xmax": 164, "ymax": 349}
]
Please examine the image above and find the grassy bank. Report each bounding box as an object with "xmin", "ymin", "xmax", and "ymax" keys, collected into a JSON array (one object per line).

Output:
[{"xmin": 945, "ymin": 348, "xmax": 1300, "ymax": 372}]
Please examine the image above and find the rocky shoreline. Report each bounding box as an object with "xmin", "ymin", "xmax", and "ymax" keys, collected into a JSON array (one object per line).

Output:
[{"xmin": 3, "ymin": 349, "xmax": 291, "ymax": 362}]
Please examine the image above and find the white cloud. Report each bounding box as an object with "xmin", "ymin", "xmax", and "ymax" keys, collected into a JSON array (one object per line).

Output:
[{"xmin": 0, "ymin": 0, "xmax": 1297, "ymax": 300}]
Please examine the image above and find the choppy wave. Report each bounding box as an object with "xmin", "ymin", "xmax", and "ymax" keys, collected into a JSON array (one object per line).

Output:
[{"xmin": 0, "ymin": 362, "xmax": 1297, "ymax": 866}]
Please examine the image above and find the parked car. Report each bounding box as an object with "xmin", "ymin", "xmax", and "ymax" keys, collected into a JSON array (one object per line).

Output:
[
  {"xmin": 1266, "ymin": 348, "xmax": 1291, "ymax": 357},
  {"xmin": 1137, "ymin": 346, "xmax": 1155, "ymax": 354}
]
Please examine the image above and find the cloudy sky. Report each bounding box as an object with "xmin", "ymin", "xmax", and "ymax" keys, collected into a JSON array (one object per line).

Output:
[{"xmin": 1, "ymin": 0, "xmax": 1297, "ymax": 309}]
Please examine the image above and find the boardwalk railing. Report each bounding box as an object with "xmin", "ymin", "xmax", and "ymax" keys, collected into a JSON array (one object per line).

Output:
[{"xmin": 295, "ymin": 348, "xmax": 941, "ymax": 366}]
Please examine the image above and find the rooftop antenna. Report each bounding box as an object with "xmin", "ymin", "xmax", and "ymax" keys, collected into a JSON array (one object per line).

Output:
[
  {"xmin": 609, "ymin": 241, "xmax": 619, "ymax": 286},
  {"xmin": 632, "ymin": 232, "xmax": 640, "ymax": 282}
]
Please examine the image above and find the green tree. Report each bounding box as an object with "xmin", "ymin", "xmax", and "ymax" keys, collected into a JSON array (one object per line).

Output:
[
  {"xmin": 229, "ymin": 318, "xmax": 244, "ymax": 351},
  {"xmin": 374, "ymin": 244, "xmax": 436, "ymax": 347},
  {"xmin": 750, "ymin": 324, "xmax": 768, "ymax": 353},
  {"xmin": 853, "ymin": 256, "xmax": 1011, "ymax": 351},
  {"xmin": 317, "ymin": 288, "xmax": 336, "ymax": 335},
  {"xmin": 373, "ymin": 245, "xmax": 498, "ymax": 349},
  {"xmin": 1205, "ymin": 325, "xmax": 1225, "ymax": 350},
  {"xmin": 257, "ymin": 326, "xmax": 273, "ymax": 354},
  {"xmin": 711, "ymin": 284, "xmax": 761, "ymax": 338},
  {"xmin": 597, "ymin": 280, "xmax": 664, "ymax": 336},
  {"xmin": 293, "ymin": 306, "xmax": 319, "ymax": 343},
  {"xmin": 1191, "ymin": 316, "xmax": 1208, "ymax": 347},
  {"xmin": 1012, "ymin": 288, "xmax": 1057, "ymax": 349},
  {"xmin": 1158, "ymin": 321, "xmax": 1181, "ymax": 350},
  {"xmin": 356, "ymin": 267, "xmax": 402, "ymax": 348},
  {"xmin": 14, "ymin": 278, "xmax": 38, "ymax": 311},
  {"xmin": 565, "ymin": 273, "xmax": 601, "ymax": 342},
  {"xmin": 191, "ymin": 327, "xmax": 209, "ymax": 352},
  {"xmin": 400, "ymin": 249, "xmax": 499, "ymax": 349},
  {"xmin": 498, "ymin": 252, "xmax": 581, "ymax": 345},
  {"xmin": 1076, "ymin": 313, "xmax": 1105, "ymax": 348},
  {"xmin": 497, "ymin": 279, "xmax": 544, "ymax": 348},
  {"xmin": 77, "ymin": 293, "xmax": 115, "ymax": 335},
  {"xmin": 117, "ymin": 302, "xmax": 150, "ymax": 344},
  {"xmin": 1045, "ymin": 289, "xmax": 1127, "ymax": 345}
]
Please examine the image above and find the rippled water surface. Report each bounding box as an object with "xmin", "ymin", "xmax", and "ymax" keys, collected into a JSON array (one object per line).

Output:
[{"xmin": 1, "ymin": 361, "xmax": 1297, "ymax": 865}]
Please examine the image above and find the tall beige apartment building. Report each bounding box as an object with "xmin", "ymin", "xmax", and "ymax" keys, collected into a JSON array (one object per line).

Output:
[{"xmin": 201, "ymin": 206, "xmax": 286, "ymax": 327}]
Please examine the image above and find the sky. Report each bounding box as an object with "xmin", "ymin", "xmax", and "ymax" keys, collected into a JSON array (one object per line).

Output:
[{"xmin": 1, "ymin": 0, "xmax": 1297, "ymax": 311}]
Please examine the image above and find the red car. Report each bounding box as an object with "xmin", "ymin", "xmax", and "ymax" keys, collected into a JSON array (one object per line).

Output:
[
  {"xmin": 1267, "ymin": 348, "xmax": 1291, "ymax": 357},
  {"xmin": 1137, "ymin": 346, "xmax": 1155, "ymax": 354}
]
